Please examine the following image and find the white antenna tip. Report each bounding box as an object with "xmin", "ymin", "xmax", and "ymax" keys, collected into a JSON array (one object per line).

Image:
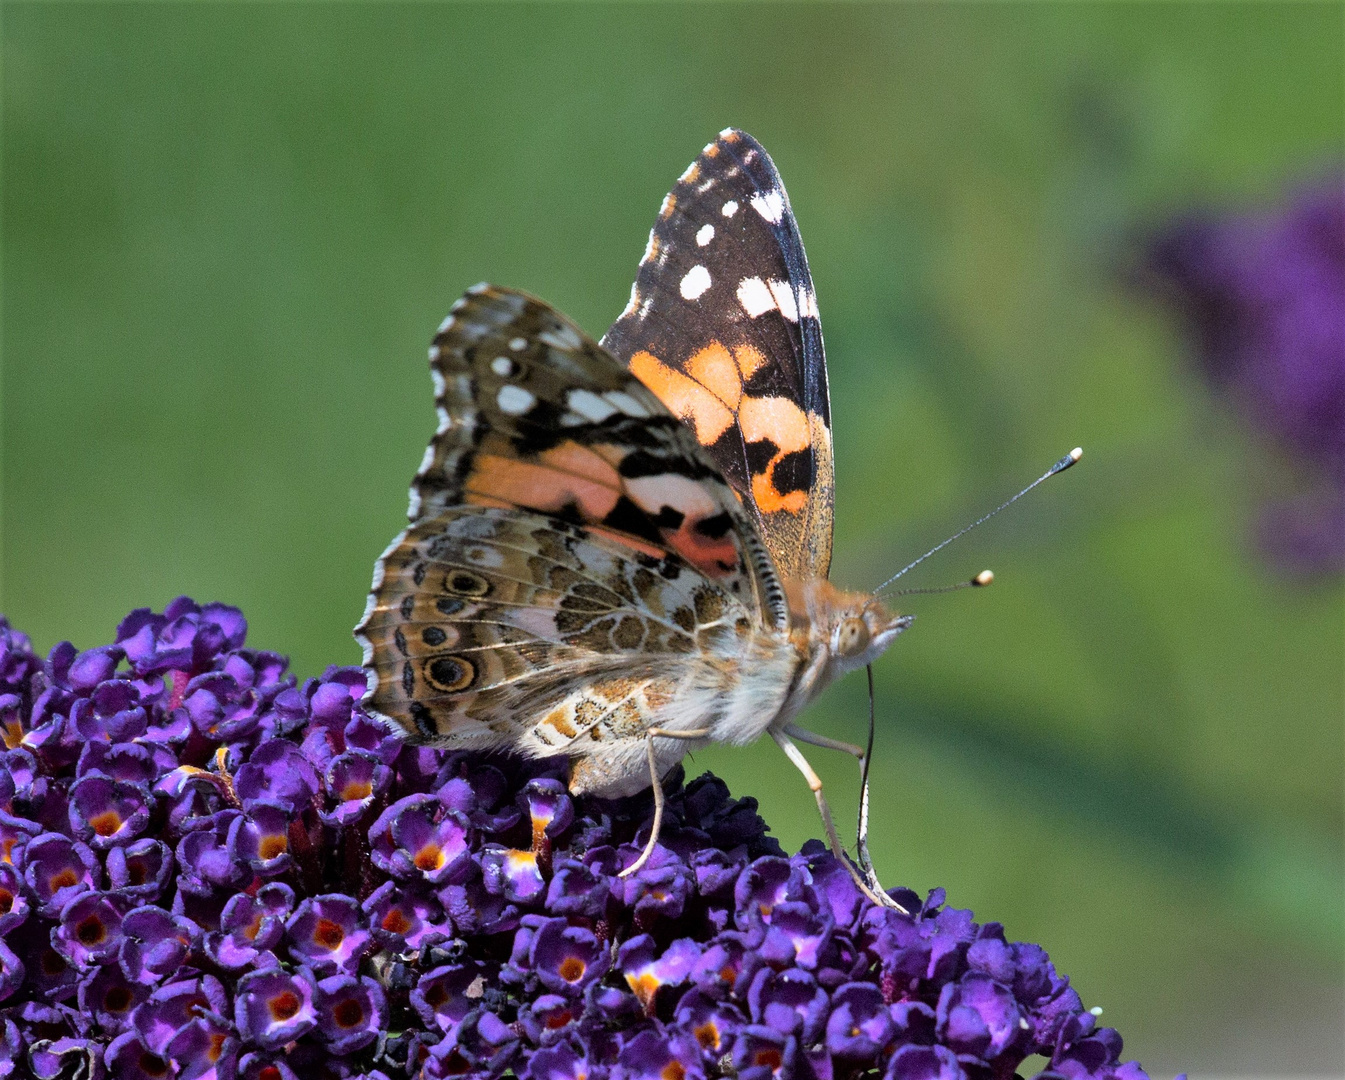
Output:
[
  {"xmin": 973, "ymin": 570, "xmax": 994, "ymax": 587},
  {"xmin": 1070, "ymin": 447, "xmax": 1083, "ymax": 462}
]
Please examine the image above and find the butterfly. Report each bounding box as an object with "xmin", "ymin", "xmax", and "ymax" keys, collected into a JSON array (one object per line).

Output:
[{"xmin": 356, "ymin": 129, "xmax": 913, "ymax": 906}]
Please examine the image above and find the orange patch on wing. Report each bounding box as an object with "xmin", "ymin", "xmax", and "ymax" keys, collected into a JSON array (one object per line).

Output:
[
  {"xmin": 466, "ymin": 449, "xmax": 620, "ymax": 523},
  {"xmin": 539, "ymin": 441, "xmax": 623, "ymax": 489},
  {"xmin": 751, "ymin": 473, "xmax": 808, "ymax": 514},
  {"xmin": 542, "ymin": 707, "xmax": 576, "ymax": 739},
  {"xmin": 664, "ymin": 517, "xmax": 741, "ymax": 578},
  {"xmin": 738, "ymin": 396, "xmax": 810, "ymax": 453},
  {"xmin": 738, "ymin": 395, "xmax": 812, "ymax": 515},
  {"xmin": 629, "ymin": 351, "xmax": 733, "ymax": 446},
  {"xmin": 660, "ymin": 194, "xmax": 676, "ymax": 219},
  {"xmin": 685, "ymin": 341, "xmax": 743, "ymax": 409},
  {"xmin": 732, "ymin": 343, "xmax": 769, "ymax": 381}
]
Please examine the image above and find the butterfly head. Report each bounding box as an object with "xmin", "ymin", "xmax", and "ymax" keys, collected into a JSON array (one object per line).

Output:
[
  {"xmin": 794, "ymin": 580, "xmax": 914, "ymax": 680},
  {"xmin": 830, "ymin": 596, "xmax": 913, "ymax": 676}
]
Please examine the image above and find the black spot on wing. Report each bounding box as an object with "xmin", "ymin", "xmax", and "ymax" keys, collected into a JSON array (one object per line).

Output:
[
  {"xmin": 651, "ymin": 505, "xmax": 686, "ymax": 531},
  {"xmin": 744, "ymin": 438, "xmax": 779, "ymax": 476},
  {"xmin": 408, "ymin": 701, "xmax": 436, "ymax": 740},
  {"xmin": 771, "ymin": 448, "xmax": 814, "ymax": 496},
  {"xmin": 601, "ymin": 495, "xmax": 666, "ymax": 547},
  {"xmin": 617, "ymin": 449, "xmax": 716, "ymax": 481},
  {"xmin": 694, "ymin": 511, "xmax": 733, "ymax": 539}
]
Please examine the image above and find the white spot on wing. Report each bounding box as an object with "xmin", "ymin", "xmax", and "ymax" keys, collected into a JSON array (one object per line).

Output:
[
  {"xmin": 491, "ymin": 356, "xmax": 515, "ymax": 376},
  {"xmin": 567, "ymin": 388, "xmax": 618, "ymax": 423},
  {"xmin": 468, "ymin": 282, "xmax": 490, "ymax": 294},
  {"xmin": 641, "ymin": 229, "xmax": 659, "ymax": 265},
  {"xmin": 496, "ymin": 384, "xmax": 536, "ymax": 415},
  {"xmin": 798, "ymin": 288, "xmax": 819, "ymax": 319},
  {"xmin": 659, "ymin": 193, "xmax": 675, "ymax": 218},
  {"xmin": 416, "ymin": 443, "xmax": 436, "ymax": 476},
  {"xmin": 604, "ymin": 390, "xmax": 651, "ymax": 418},
  {"xmin": 737, "ymin": 276, "xmax": 775, "ymax": 318},
  {"xmin": 509, "ymin": 337, "xmax": 527, "ymax": 351},
  {"xmin": 678, "ymin": 161, "xmax": 699, "ymax": 183},
  {"xmin": 719, "ymin": 126, "xmax": 735, "ymax": 138},
  {"xmin": 751, "ymin": 189, "xmax": 784, "ymax": 224},
  {"xmin": 538, "ymin": 325, "xmax": 582, "ymax": 351},
  {"xmin": 430, "ymin": 369, "xmax": 447, "ymax": 398},
  {"xmin": 680, "ymin": 264, "xmax": 712, "ymax": 300},
  {"xmin": 438, "ymin": 314, "xmax": 455, "ymax": 333},
  {"xmin": 721, "ymin": 199, "xmax": 739, "ymax": 218},
  {"xmin": 696, "ymin": 224, "xmax": 715, "ymax": 247},
  {"xmin": 768, "ymin": 279, "xmax": 798, "ymax": 322}
]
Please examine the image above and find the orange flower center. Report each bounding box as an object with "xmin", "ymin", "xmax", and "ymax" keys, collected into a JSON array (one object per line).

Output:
[
  {"xmin": 381, "ymin": 909, "xmax": 412, "ymax": 935},
  {"xmin": 268, "ymin": 990, "xmax": 301, "ymax": 1022},
  {"xmin": 48, "ymin": 868, "xmax": 79, "ymax": 891},
  {"xmin": 414, "ymin": 844, "xmax": 445, "ymax": 871},
  {"xmin": 259, "ymin": 835, "xmax": 287, "ymax": 860},
  {"xmin": 313, "ymin": 917, "xmax": 344, "ymax": 950},
  {"xmin": 76, "ymin": 914, "xmax": 106, "ymax": 945},
  {"xmin": 89, "ymin": 811, "xmax": 123, "ymax": 837},
  {"xmin": 693, "ymin": 1021, "xmax": 720, "ymax": 1050},
  {"xmin": 333, "ymin": 999, "xmax": 365, "ymax": 1028},
  {"xmin": 558, "ymin": 957, "xmax": 586, "ymax": 983},
  {"xmin": 340, "ymin": 779, "xmax": 372, "ymax": 801}
]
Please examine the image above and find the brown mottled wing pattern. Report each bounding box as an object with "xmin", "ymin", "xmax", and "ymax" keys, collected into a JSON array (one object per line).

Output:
[
  {"xmin": 601, "ymin": 128, "xmax": 835, "ymax": 581},
  {"xmin": 355, "ymin": 285, "xmax": 787, "ymax": 774}
]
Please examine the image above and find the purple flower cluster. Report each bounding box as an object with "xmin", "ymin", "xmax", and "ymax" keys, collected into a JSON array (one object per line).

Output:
[
  {"xmin": 0, "ymin": 601, "xmax": 1160, "ymax": 1080},
  {"xmin": 1139, "ymin": 171, "xmax": 1345, "ymax": 574}
]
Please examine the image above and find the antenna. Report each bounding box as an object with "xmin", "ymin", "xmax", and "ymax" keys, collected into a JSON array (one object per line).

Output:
[
  {"xmin": 888, "ymin": 569, "xmax": 994, "ymax": 597},
  {"xmin": 875, "ymin": 448, "xmax": 1082, "ymax": 596}
]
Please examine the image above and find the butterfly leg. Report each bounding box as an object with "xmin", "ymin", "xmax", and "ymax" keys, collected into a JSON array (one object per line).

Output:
[
  {"xmin": 619, "ymin": 727, "xmax": 713, "ymax": 879},
  {"xmin": 778, "ymin": 723, "xmax": 892, "ymax": 903},
  {"xmin": 770, "ymin": 728, "xmax": 907, "ymax": 912}
]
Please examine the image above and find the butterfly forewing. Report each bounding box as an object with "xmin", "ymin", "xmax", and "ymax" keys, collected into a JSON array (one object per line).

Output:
[{"xmin": 602, "ymin": 129, "xmax": 835, "ymax": 581}]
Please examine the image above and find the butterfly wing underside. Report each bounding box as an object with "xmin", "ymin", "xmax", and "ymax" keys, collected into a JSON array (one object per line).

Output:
[
  {"xmin": 602, "ymin": 128, "xmax": 835, "ymax": 581},
  {"xmin": 355, "ymin": 286, "xmax": 788, "ymax": 794}
]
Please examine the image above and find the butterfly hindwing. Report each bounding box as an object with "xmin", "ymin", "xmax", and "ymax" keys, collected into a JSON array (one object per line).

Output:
[
  {"xmin": 355, "ymin": 285, "xmax": 789, "ymax": 776},
  {"xmin": 601, "ymin": 129, "xmax": 835, "ymax": 581}
]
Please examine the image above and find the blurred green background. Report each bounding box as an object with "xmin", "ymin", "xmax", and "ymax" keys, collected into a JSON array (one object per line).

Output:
[{"xmin": 3, "ymin": 4, "xmax": 1341, "ymax": 1075}]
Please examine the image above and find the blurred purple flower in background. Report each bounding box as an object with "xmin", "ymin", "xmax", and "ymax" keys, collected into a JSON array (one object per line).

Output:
[
  {"xmin": 1139, "ymin": 171, "xmax": 1345, "ymax": 575},
  {"xmin": 0, "ymin": 603, "xmax": 1165, "ymax": 1079}
]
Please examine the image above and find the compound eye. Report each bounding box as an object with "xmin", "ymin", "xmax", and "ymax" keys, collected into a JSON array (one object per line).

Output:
[{"xmin": 836, "ymin": 618, "xmax": 870, "ymax": 658}]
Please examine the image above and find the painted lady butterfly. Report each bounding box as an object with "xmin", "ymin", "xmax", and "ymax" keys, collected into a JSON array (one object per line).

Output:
[{"xmin": 356, "ymin": 129, "xmax": 913, "ymax": 904}]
